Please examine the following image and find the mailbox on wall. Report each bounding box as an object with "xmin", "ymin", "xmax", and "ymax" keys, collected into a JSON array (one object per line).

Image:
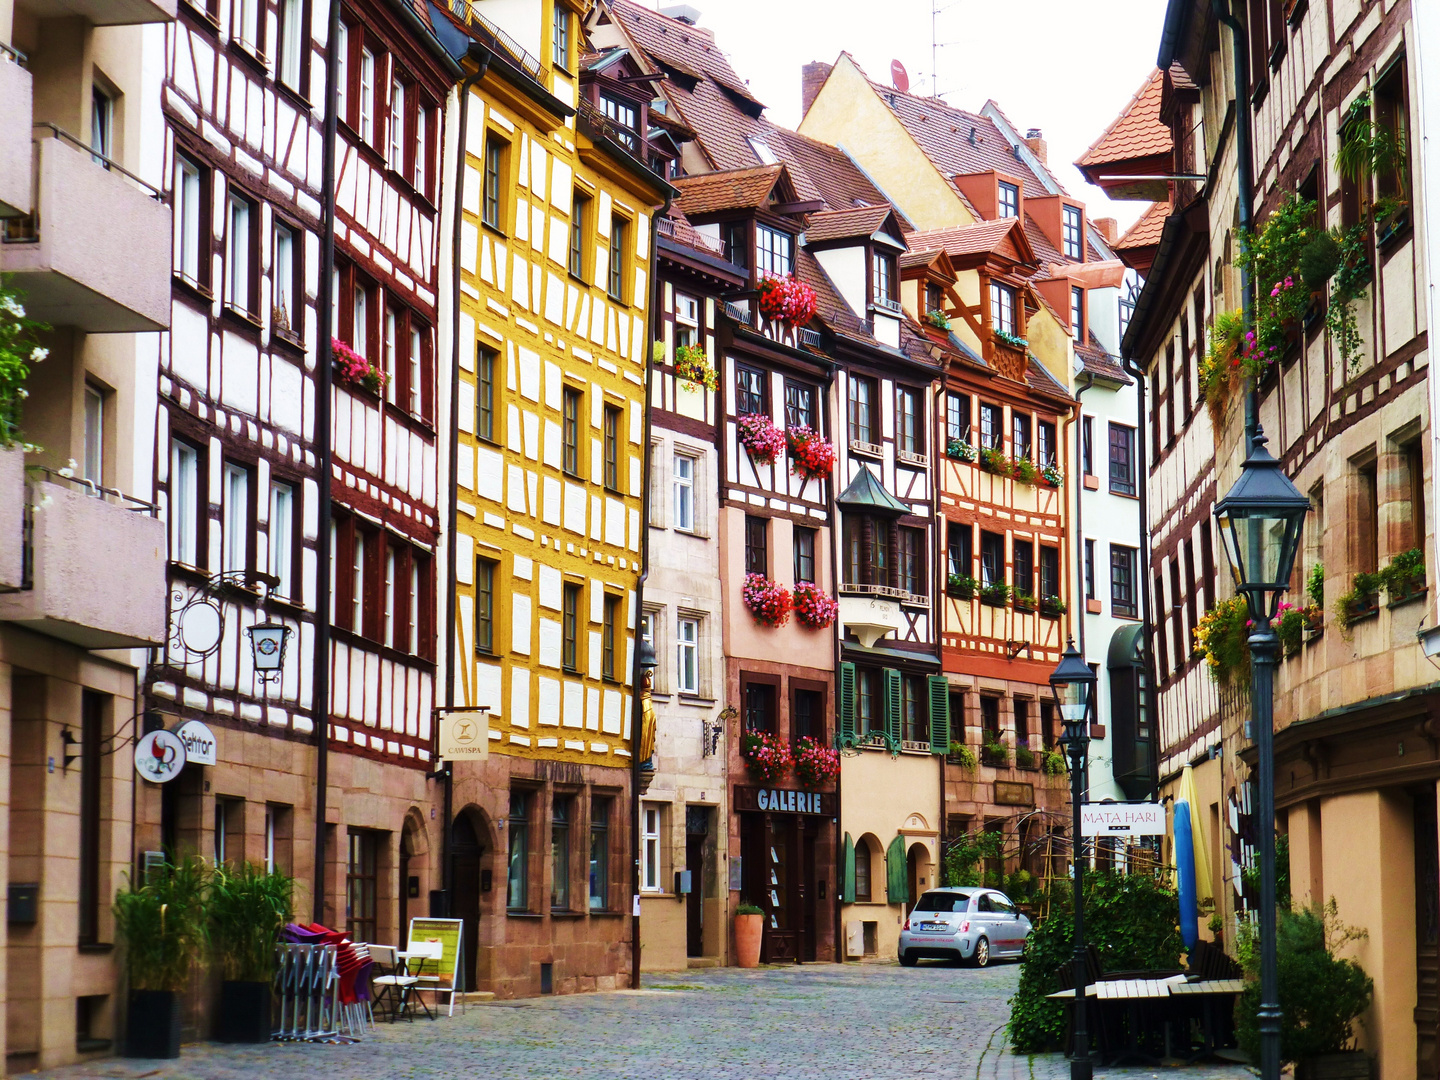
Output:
[{"xmin": 674, "ymin": 870, "xmax": 692, "ymax": 897}]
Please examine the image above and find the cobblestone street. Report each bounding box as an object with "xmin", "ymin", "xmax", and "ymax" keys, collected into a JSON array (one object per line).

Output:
[{"xmin": 34, "ymin": 962, "xmax": 1256, "ymax": 1080}]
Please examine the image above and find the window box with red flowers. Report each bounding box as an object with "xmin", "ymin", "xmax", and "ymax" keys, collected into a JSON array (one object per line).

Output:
[
  {"xmin": 333, "ymin": 338, "xmax": 387, "ymax": 396},
  {"xmin": 757, "ymin": 275, "xmax": 818, "ymax": 327},
  {"xmin": 741, "ymin": 573, "xmax": 792, "ymax": 627},
  {"xmin": 736, "ymin": 412, "xmax": 786, "ymax": 466},
  {"xmin": 787, "ymin": 425, "xmax": 835, "ymax": 481},
  {"xmin": 741, "ymin": 729, "xmax": 793, "ymax": 784},
  {"xmin": 793, "ymin": 736, "xmax": 839, "ymax": 789},
  {"xmin": 674, "ymin": 343, "xmax": 718, "ymax": 392},
  {"xmin": 792, "ymin": 581, "xmax": 838, "ymax": 629}
]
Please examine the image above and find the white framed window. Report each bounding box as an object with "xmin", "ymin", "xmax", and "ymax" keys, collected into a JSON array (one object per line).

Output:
[
  {"xmin": 90, "ymin": 85, "xmax": 112, "ymax": 165},
  {"xmin": 384, "ymin": 548, "xmax": 397, "ymax": 647},
  {"xmin": 408, "ymin": 560, "xmax": 420, "ymax": 653},
  {"xmin": 409, "ymin": 325, "xmax": 423, "ymax": 414},
  {"xmin": 358, "ymin": 47, "xmax": 375, "ymax": 143},
  {"xmin": 353, "ymin": 284, "xmax": 367, "ymax": 356},
  {"xmin": 413, "ymin": 104, "xmax": 428, "ymax": 193},
  {"xmin": 174, "ymin": 155, "xmax": 202, "ymax": 282},
  {"xmin": 83, "ymin": 384, "xmax": 103, "ymax": 487},
  {"xmin": 351, "ymin": 529, "xmax": 365, "ymax": 630},
  {"xmin": 226, "ymin": 193, "xmax": 252, "ymax": 313},
  {"xmin": 269, "ymin": 482, "xmax": 294, "ymax": 598},
  {"xmin": 990, "ymin": 282, "xmax": 1015, "ymax": 335},
  {"xmin": 673, "ymin": 453, "xmax": 694, "ymax": 531},
  {"xmin": 273, "ymin": 223, "xmax": 295, "ymax": 332},
  {"xmin": 676, "ymin": 617, "xmax": 698, "ymax": 695},
  {"xmin": 641, "ymin": 805, "xmax": 662, "ymax": 892},
  {"xmin": 384, "ymin": 309, "xmax": 398, "ymax": 404},
  {"xmin": 278, "ymin": 0, "xmax": 304, "ymax": 90},
  {"xmin": 388, "ymin": 77, "xmax": 405, "ymax": 168},
  {"xmin": 234, "ymin": 0, "xmax": 259, "ymax": 51},
  {"xmin": 222, "ymin": 463, "xmax": 249, "ymax": 572},
  {"xmin": 335, "ymin": 23, "xmax": 348, "ymax": 118},
  {"xmin": 169, "ymin": 439, "xmax": 200, "ymax": 567},
  {"xmin": 674, "ymin": 294, "xmax": 698, "ymax": 350}
]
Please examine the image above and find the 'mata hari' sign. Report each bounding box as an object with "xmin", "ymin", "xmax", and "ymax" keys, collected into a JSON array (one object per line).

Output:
[{"xmin": 1080, "ymin": 802, "xmax": 1166, "ymax": 836}]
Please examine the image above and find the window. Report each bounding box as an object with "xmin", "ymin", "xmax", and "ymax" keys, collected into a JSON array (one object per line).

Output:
[
  {"xmin": 896, "ymin": 387, "xmax": 922, "ymax": 454},
  {"xmin": 608, "ymin": 217, "xmax": 626, "ymax": 300},
  {"xmin": 602, "ymin": 595, "xmax": 620, "ymax": 680},
  {"xmin": 1110, "ymin": 545, "xmax": 1138, "ymax": 617},
  {"xmin": 843, "ymin": 515, "xmax": 890, "ymax": 587},
  {"xmin": 335, "ymin": 22, "xmax": 348, "ymax": 118},
  {"xmin": 90, "ymin": 85, "xmax": 112, "ymax": 165},
  {"xmin": 980, "ymin": 695, "xmax": 1000, "ymax": 741},
  {"xmin": 794, "ymin": 688, "xmax": 821, "ymax": 741},
  {"xmin": 1041, "ymin": 702, "xmax": 1057, "ymax": 749},
  {"xmin": 600, "ymin": 95, "xmax": 639, "ymax": 149},
  {"xmin": 900, "ymin": 527, "xmax": 925, "ymax": 595},
  {"xmin": 1014, "ymin": 697, "xmax": 1030, "ymax": 744},
  {"xmin": 997, "ymin": 180, "xmax": 1019, "ymax": 219},
  {"xmin": 1012, "ymin": 538, "xmax": 1034, "ymax": 598},
  {"xmin": 979, "ymin": 403, "xmax": 1001, "ymax": 450},
  {"xmin": 551, "ymin": 797, "xmax": 571, "ymax": 910},
  {"xmin": 278, "ymin": 0, "xmax": 305, "ymax": 91},
  {"xmin": 507, "ymin": 791, "xmax": 530, "ymax": 910},
  {"xmin": 412, "ymin": 100, "xmax": 431, "ymax": 196},
  {"xmin": 589, "ymin": 799, "xmax": 610, "ymax": 909},
  {"xmin": 476, "ymin": 346, "xmax": 497, "ymax": 442},
  {"xmin": 603, "ymin": 405, "xmax": 621, "ymax": 491},
  {"xmin": 848, "ymin": 376, "xmax": 876, "ymax": 444},
  {"xmin": 562, "ymin": 583, "xmax": 581, "ymax": 673},
  {"xmin": 82, "ymin": 384, "xmax": 104, "ymax": 486},
  {"xmin": 744, "ymin": 681, "xmax": 775, "ymax": 732},
  {"xmin": 222, "ymin": 463, "xmax": 250, "ymax": 572},
  {"xmin": 641, "ymin": 805, "xmax": 661, "ymax": 892},
  {"xmin": 855, "ymin": 840, "xmax": 872, "ymax": 901},
  {"xmin": 1038, "ymin": 420, "xmax": 1056, "ymax": 467},
  {"xmin": 1169, "ymin": 560, "xmax": 1184, "ymax": 672},
  {"xmin": 857, "ymin": 669, "xmax": 881, "ymax": 734},
  {"xmin": 926, "ymin": 282, "xmax": 945, "ymax": 314},
  {"xmin": 569, "ymin": 194, "xmax": 587, "ymax": 278},
  {"xmin": 345, "ymin": 830, "xmax": 378, "ymax": 944},
  {"xmin": 273, "ymin": 222, "xmax": 297, "ymax": 334},
  {"xmin": 234, "ymin": 0, "xmax": 260, "ymax": 51},
  {"xmin": 674, "ymin": 294, "xmax": 699, "ymax": 350},
  {"xmin": 384, "ymin": 545, "xmax": 398, "ymax": 649},
  {"xmin": 226, "ymin": 192, "xmax": 254, "ymax": 314},
  {"xmin": 475, "ymin": 557, "xmax": 496, "ymax": 654},
  {"xmin": 676, "ymin": 616, "xmax": 698, "ymax": 694},
  {"xmin": 721, "ymin": 220, "xmax": 748, "ymax": 269},
  {"xmin": 1040, "ymin": 546, "xmax": 1059, "ymax": 601},
  {"xmin": 946, "ymin": 392, "xmax": 971, "ymax": 444},
  {"xmin": 1062, "ymin": 205, "xmax": 1083, "ymax": 259},
  {"xmin": 735, "ymin": 366, "xmax": 765, "ymax": 415},
  {"xmin": 902, "ymin": 675, "xmax": 928, "ymax": 744},
  {"xmin": 1081, "ymin": 416, "xmax": 1094, "ymax": 475},
  {"xmin": 673, "ymin": 453, "xmax": 695, "ymax": 530},
  {"xmin": 174, "ymin": 154, "xmax": 204, "ymax": 283},
  {"xmin": 744, "ymin": 516, "xmax": 768, "ymax": 576},
  {"xmin": 747, "ymin": 135, "xmax": 778, "ymax": 164},
  {"xmin": 1071, "ymin": 286, "xmax": 1084, "ymax": 343},
  {"xmin": 1374, "ymin": 59, "xmax": 1409, "ymax": 203},
  {"xmin": 1403, "ymin": 439, "xmax": 1426, "ymax": 553},
  {"xmin": 552, "ymin": 2, "xmax": 570, "ymax": 68},
  {"xmin": 1084, "ymin": 539, "xmax": 1096, "ymax": 600},
  {"xmin": 483, "ymin": 136, "xmax": 506, "ymax": 230},
  {"xmin": 269, "ymin": 482, "xmax": 295, "ymax": 598},
  {"xmin": 754, "ymin": 224, "xmax": 793, "ymax": 278},
  {"xmin": 562, "ymin": 387, "xmax": 581, "ymax": 476},
  {"xmin": 78, "ymin": 691, "xmax": 103, "ymax": 945},
  {"xmin": 872, "ymin": 251, "xmax": 896, "ymax": 305},
  {"xmin": 1357, "ymin": 459, "xmax": 1379, "ymax": 574},
  {"xmin": 169, "ymin": 438, "xmax": 202, "ymax": 567},
  {"xmin": 794, "ymin": 526, "xmax": 816, "ymax": 583},
  {"xmin": 388, "ymin": 76, "xmax": 405, "ymax": 169},
  {"xmin": 358, "ymin": 47, "xmax": 376, "ymax": 144},
  {"xmin": 980, "ymin": 531, "xmax": 1005, "ymax": 587},
  {"xmin": 947, "ymin": 520, "xmax": 972, "ymax": 578},
  {"xmin": 1012, "ymin": 413, "xmax": 1031, "ymax": 461},
  {"xmin": 784, "ymin": 381, "xmax": 815, "ymax": 430},
  {"xmin": 1108, "ymin": 423, "xmax": 1136, "ymax": 496},
  {"xmin": 990, "ymin": 283, "xmax": 1016, "ymax": 335}
]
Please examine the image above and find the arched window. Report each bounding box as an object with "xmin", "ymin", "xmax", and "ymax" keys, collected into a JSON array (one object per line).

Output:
[{"xmin": 855, "ymin": 840, "xmax": 873, "ymax": 902}]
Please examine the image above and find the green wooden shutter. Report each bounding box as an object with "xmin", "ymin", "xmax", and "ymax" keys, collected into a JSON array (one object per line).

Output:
[
  {"xmin": 885, "ymin": 834, "xmax": 908, "ymax": 906},
  {"xmin": 928, "ymin": 675, "xmax": 951, "ymax": 754},
  {"xmin": 883, "ymin": 668, "xmax": 902, "ymax": 744},
  {"xmin": 842, "ymin": 833, "xmax": 856, "ymax": 904},
  {"xmin": 838, "ymin": 662, "xmax": 857, "ymax": 746}
]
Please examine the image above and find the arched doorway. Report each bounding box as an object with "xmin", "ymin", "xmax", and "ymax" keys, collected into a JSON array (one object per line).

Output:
[
  {"xmin": 399, "ymin": 810, "xmax": 429, "ymax": 945},
  {"xmin": 451, "ymin": 807, "xmax": 490, "ymax": 992},
  {"xmin": 907, "ymin": 842, "xmax": 932, "ymax": 910}
]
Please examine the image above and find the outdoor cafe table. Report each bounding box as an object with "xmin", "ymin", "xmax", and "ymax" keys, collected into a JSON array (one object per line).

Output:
[
  {"xmin": 393, "ymin": 951, "xmax": 435, "ymax": 1021},
  {"xmin": 1046, "ymin": 978, "xmax": 1245, "ymax": 1064}
]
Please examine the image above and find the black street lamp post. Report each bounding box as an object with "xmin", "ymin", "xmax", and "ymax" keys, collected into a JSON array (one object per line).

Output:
[
  {"xmin": 1051, "ymin": 638, "xmax": 1097, "ymax": 1080},
  {"xmin": 1212, "ymin": 425, "xmax": 1310, "ymax": 1080}
]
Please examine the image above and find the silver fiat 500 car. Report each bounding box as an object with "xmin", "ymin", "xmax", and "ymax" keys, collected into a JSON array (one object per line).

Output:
[{"xmin": 897, "ymin": 887, "xmax": 1031, "ymax": 967}]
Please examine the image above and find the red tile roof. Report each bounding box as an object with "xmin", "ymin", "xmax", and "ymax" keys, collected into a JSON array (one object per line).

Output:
[
  {"xmin": 1076, "ymin": 337, "xmax": 1129, "ymax": 383},
  {"xmin": 906, "ymin": 219, "xmax": 1035, "ymax": 266},
  {"xmin": 1075, "ymin": 68, "xmax": 1170, "ymax": 170},
  {"xmin": 671, "ymin": 163, "xmax": 786, "ymax": 217},
  {"xmin": 765, "ymin": 125, "xmax": 910, "ymax": 226},
  {"xmin": 803, "ymin": 204, "xmax": 895, "ymax": 243},
  {"xmin": 1115, "ymin": 201, "xmax": 1170, "ymax": 249}
]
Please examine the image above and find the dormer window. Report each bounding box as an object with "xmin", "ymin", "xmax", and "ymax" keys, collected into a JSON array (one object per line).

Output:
[
  {"xmin": 926, "ymin": 282, "xmax": 944, "ymax": 313},
  {"xmin": 990, "ymin": 282, "xmax": 1016, "ymax": 335},
  {"xmin": 872, "ymin": 251, "xmax": 897, "ymax": 307},
  {"xmin": 1063, "ymin": 205, "xmax": 1083, "ymax": 259},
  {"xmin": 998, "ymin": 181, "xmax": 1019, "ymax": 219},
  {"xmin": 600, "ymin": 94, "xmax": 639, "ymax": 151},
  {"xmin": 747, "ymin": 136, "xmax": 777, "ymax": 165},
  {"xmin": 755, "ymin": 224, "xmax": 793, "ymax": 278},
  {"xmin": 1071, "ymin": 286, "xmax": 1084, "ymax": 343}
]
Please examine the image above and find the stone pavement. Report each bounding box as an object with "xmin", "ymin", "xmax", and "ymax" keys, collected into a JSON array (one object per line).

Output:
[{"xmin": 34, "ymin": 961, "xmax": 1258, "ymax": 1080}]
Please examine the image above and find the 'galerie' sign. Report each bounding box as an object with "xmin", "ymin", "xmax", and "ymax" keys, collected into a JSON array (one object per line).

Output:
[{"xmin": 733, "ymin": 785, "xmax": 835, "ymax": 816}]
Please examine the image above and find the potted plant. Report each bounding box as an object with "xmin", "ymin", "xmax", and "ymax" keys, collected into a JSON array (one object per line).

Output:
[
  {"xmin": 979, "ymin": 581, "xmax": 1011, "ymax": 608},
  {"xmin": 1194, "ymin": 595, "xmax": 1252, "ymax": 684},
  {"xmin": 994, "ymin": 328, "xmax": 1028, "ymax": 350},
  {"xmin": 948, "ymin": 742, "xmax": 976, "ymax": 769},
  {"xmin": 734, "ymin": 903, "xmax": 764, "ymax": 968},
  {"xmin": 946, "ymin": 438, "xmax": 977, "ymax": 463},
  {"xmin": 209, "ymin": 861, "xmax": 295, "ymax": 1043},
  {"xmin": 1042, "ymin": 749, "xmax": 1067, "ymax": 776},
  {"xmin": 924, "ymin": 309, "xmax": 951, "ymax": 331},
  {"xmin": 332, "ymin": 337, "xmax": 387, "ymax": 395},
  {"xmin": 978, "ymin": 446, "xmax": 1012, "ymax": 476},
  {"xmin": 757, "ymin": 276, "xmax": 818, "ymax": 327},
  {"xmin": 1334, "ymin": 570, "xmax": 1382, "ymax": 635},
  {"xmin": 1040, "ymin": 463, "xmax": 1063, "ymax": 487},
  {"xmin": 1013, "ymin": 457, "xmax": 1039, "ymax": 486},
  {"xmin": 1039, "ymin": 594, "xmax": 1066, "ymax": 617},
  {"xmin": 0, "ymin": 279, "xmax": 49, "ymax": 447},
  {"xmin": 947, "ymin": 573, "xmax": 977, "ymax": 600},
  {"xmin": 740, "ymin": 729, "xmax": 793, "ymax": 783},
  {"xmin": 741, "ymin": 573, "xmax": 792, "ymax": 627},
  {"xmin": 1012, "ymin": 589, "xmax": 1036, "ymax": 612},
  {"xmin": 736, "ymin": 412, "xmax": 786, "ymax": 466},
  {"xmin": 1381, "ymin": 547, "xmax": 1425, "ymax": 605},
  {"xmin": 673, "ymin": 343, "xmax": 718, "ymax": 392},
  {"xmin": 1014, "ymin": 745, "xmax": 1036, "ymax": 769},
  {"xmin": 786, "ymin": 425, "xmax": 836, "ymax": 481},
  {"xmin": 981, "ymin": 740, "xmax": 1009, "ymax": 768},
  {"xmin": 113, "ymin": 854, "xmax": 210, "ymax": 1059},
  {"xmin": 793, "ymin": 736, "xmax": 839, "ymax": 788},
  {"xmin": 791, "ymin": 581, "xmax": 838, "ymax": 629},
  {"xmin": 1275, "ymin": 601, "xmax": 1320, "ymax": 659}
]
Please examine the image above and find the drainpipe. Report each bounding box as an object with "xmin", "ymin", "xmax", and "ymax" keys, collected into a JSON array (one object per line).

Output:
[
  {"xmin": 1212, "ymin": 0, "xmax": 1257, "ymax": 443},
  {"xmin": 312, "ymin": 0, "xmax": 341, "ymax": 925},
  {"xmin": 826, "ymin": 359, "xmax": 842, "ymax": 964},
  {"xmin": 442, "ymin": 42, "xmax": 492, "ymax": 923},
  {"xmin": 631, "ymin": 191, "xmax": 671, "ymax": 990},
  {"xmin": 1120, "ymin": 353, "xmax": 1157, "ymax": 798},
  {"xmin": 1412, "ymin": 1, "xmax": 1440, "ymax": 615},
  {"xmin": 1071, "ymin": 372, "xmax": 1095, "ymax": 656}
]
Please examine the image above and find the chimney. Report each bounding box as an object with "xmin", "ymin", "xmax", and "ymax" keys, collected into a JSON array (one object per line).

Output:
[
  {"xmin": 801, "ymin": 61, "xmax": 832, "ymax": 119},
  {"xmin": 659, "ymin": 4, "xmax": 702, "ymax": 25},
  {"xmin": 1023, "ymin": 127, "xmax": 1047, "ymax": 164},
  {"xmin": 1094, "ymin": 217, "xmax": 1118, "ymax": 245}
]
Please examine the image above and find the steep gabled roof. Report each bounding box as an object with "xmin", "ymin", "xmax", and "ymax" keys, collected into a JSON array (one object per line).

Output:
[
  {"xmin": 804, "ymin": 204, "xmax": 898, "ymax": 244},
  {"xmin": 1116, "ymin": 200, "xmax": 1171, "ymax": 249},
  {"xmin": 765, "ymin": 126, "xmax": 910, "ymax": 227},
  {"xmin": 671, "ymin": 163, "xmax": 791, "ymax": 217},
  {"xmin": 905, "ymin": 219, "xmax": 1037, "ymax": 269},
  {"xmin": 1075, "ymin": 68, "xmax": 1169, "ymax": 170}
]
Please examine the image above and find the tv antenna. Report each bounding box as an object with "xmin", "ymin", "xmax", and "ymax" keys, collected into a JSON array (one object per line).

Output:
[{"xmin": 930, "ymin": 0, "xmax": 965, "ymax": 99}]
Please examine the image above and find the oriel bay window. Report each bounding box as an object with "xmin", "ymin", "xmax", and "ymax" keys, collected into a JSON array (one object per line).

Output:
[
  {"xmin": 900, "ymin": 527, "xmax": 926, "ymax": 596},
  {"xmin": 843, "ymin": 515, "xmax": 891, "ymax": 588},
  {"xmin": 839, "ymin": 663, "xmax": 951, "ymax": 752}
]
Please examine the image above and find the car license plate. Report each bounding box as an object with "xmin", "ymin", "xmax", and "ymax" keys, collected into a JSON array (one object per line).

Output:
[{"xmin": 920, "ymin": 922, "xmax": 945, "ymax": 932}]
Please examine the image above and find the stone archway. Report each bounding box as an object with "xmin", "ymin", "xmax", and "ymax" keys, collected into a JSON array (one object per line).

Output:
[
  {"xmin": 907, "ymin": 842, "xmax": 933, "ymax": 910},
  {"xmin": 399, "ymin": 809, "xmax": 430, "ymax": 944}
]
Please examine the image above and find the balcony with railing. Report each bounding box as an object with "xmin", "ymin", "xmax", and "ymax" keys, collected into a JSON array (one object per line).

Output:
[
  {"xmin": 0, "ymin": 462, "xmax": 166, "ymax": 648},
  {"xmin": 0, "ymin": 126, "xmax": 170, "ymax": 332},
  {"xmin": 0, "ymin": 46, "xmax": 31, "ymax": 217}
]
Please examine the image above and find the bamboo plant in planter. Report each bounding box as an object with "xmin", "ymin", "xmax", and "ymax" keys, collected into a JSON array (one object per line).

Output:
[
  {"xmin": 113, "ymin": 855, "xmax": 210, "ymax": 1059},
  {"xmin": 209, "ymin": 861, "xmax": 295, "ymax": 1043}
]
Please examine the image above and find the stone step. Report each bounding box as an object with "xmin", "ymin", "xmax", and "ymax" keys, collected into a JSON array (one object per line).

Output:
[
  {"xmin": 456, "ymin": 991, "xmax": 496, "ymax": 1002},
  {"xmin": 686, "ymin": 956, "xmax": 722, "ymax": 968}
]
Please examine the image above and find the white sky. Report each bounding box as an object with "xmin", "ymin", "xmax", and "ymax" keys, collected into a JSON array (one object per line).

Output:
[{"xmin": 650, "ymin": 0, "xmax": 1169, "ymax": 232}]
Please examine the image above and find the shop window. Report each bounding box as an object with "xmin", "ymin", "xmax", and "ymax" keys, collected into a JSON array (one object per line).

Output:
[
  {"xmin": 507, "ymin": 790, "xmax": 530, "ymax": 911},
  {"xmin": 346, "ymin": 829, "xmax": 379, "ymax": 943},
  {"xmin": 589, "ymin": 798, "xmax": 611, "ymax": 910},
  {"xmin": 551, "ymin": 797, "xmax": 571, "ymax": 911}
]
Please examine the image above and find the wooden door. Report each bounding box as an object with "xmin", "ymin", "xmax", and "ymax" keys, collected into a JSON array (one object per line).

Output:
[
  {"xmin": 802, "ymin": 826, "xmax": 818, "ymax": 962},
  {"xmin": 1415, "ymin": 790, "xmax": 1439, "ymax": 1079},
  {"xmin": 451, "ymin": 813, "xmax": 484, "ymax": 992},
  {"xmin": 686, "ymin": 833, "xmax": 704, "ymax": 957}
]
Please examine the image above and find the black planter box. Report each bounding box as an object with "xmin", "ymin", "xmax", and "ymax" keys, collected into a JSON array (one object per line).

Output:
[
  {"xmin": 1296, "ymin": 1051, "xmax": 1373, "ymax": 1080},
  {"xmin": 126, "ymin": 989, "xmax": 181, "ymax": 1059},
  {"xmin": 217, "ymin": 980, "xmax": 273, "ymax": 1043}
]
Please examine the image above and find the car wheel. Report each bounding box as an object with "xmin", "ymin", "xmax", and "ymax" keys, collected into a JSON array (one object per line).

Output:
[
  {"xmin": 899, "ymin": 950, "xmax": 918, "ymax": 967},
  {"xmin": 972, "ymin": 937, "xmax": 990, "ymax": 968}
]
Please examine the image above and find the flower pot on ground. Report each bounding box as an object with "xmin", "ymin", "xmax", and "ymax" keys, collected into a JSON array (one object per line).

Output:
[
  {"xmin": 113, "ymin": 854, "xmax": 210, "ymax": 1059},
  {"xmin": 734, "ymin": 905, "xmax": 764, "ymax": 968},
  {"xmin": 209, "ymin": 861, "xmax": 295, "ymax": 1043}
]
